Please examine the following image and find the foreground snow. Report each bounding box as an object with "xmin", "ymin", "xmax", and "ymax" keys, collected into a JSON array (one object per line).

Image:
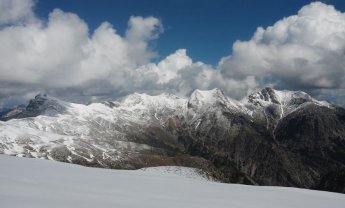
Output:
[{"xmin": 1, "ymin": 156, "xmax": 344, "ymax": 208}]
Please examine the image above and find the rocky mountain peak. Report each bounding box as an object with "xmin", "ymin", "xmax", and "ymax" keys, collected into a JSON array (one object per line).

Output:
[
  {"xmin": 26, "ymin": 94, "xmax": 48, "ymax": 110},
  {"xmin": 1, "ymin": 93, "xmax": 68, "ymax": 120},
  {"xmin": 248, "ymin": 87, "xmax": 281, "ymax": 106},
  {"xmin": 247, "ymin": 87, "xmax": 326, "ymax": 108},
  {"xmin": 26, "ymin": 94, "xmax": 66, "ymax": 115},
  {"xmin": 188, "ymin": 88, "xmax": 228, "ymax": 108},
  {"xmin": 119, "ymin": 92, "xmax": 186, "ymax": 110}
]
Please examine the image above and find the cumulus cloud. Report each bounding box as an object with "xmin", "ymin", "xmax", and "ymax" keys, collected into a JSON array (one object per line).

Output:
[
  {"xmin": 127, "ymin": 49, "xmax": 257, "ymax": 99},
  {"xmin": 219, "ymin": 2, "xmax": 345, "ymax": 101},
  {"xmin": 0, "ymin": 0, "xmax": 255, "ymax": 108},
  {"xmin": 125, "ymin": 16, "xmax": 164, "ymax": 64},
  {"xmin": 0, "ymin": 0, "xmax": 35, "ymax": 25},
  {"xmin": 0, "ymin": 1, "xmax": 345, "ymax": 108},
  {"xmin": 0, "ymin": 1, "xmax": 165, "ymax": 107},
  {"xmin": 0, "ymin": 9, "xmax": 163, "ymax": 87}
]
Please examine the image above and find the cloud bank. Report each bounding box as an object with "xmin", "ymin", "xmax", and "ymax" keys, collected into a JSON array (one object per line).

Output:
[
  {"xmin": 0, "ymin": 1, "xmax": 344, "ymax": 107},
  {"xmin": 219, "ymin": 2, "xmax": 345, "ymax": 102}
]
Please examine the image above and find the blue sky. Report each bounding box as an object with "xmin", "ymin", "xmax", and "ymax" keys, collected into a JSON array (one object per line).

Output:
[{"xmin": 35, "ymin": 0, "xmax": 345, "ymax": 65}]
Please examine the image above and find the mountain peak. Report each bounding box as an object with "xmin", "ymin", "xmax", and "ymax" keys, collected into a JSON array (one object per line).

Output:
[
  {"xmin": 34, "ymin": 93, "xmax": 47, "ymax": 99},
  {"xmin": 191, "ymin": 88, "xmax": 224, "ymax": 97},
  {"xmin": 248, "ymin": 87, "xmax": 281, "ymax": 105},
  {"xmin": 187, "ymin": 88, "xmax": 240, "ymax": 112},
  {"xmin": 247, "ymin": 87, "xmax": 320, "ymax": 107},
  {"xmin": 27, "ymin": 94, "xmax": 66, "ymax": 116},
  {"xmin": 190, "ymin": 88, "xmax": 224, "ymax": 103}
]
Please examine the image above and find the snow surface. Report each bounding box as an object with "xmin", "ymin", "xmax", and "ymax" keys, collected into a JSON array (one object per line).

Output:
[
  {"xmin": 138, "ymin": 166, "xmax": 210, "ymax": 181},
  {"xmin": 1, "ymin": 155, "xmax": 344, "ymax": 208},
  {"xmin": 189, "ymin": 88, "xmax": 241, "ymax": 110}
]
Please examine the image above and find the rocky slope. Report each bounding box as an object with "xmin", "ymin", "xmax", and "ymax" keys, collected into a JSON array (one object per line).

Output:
[{"xmin": 0, "ymin": 87, "xmax": 344, "ymax": 193}]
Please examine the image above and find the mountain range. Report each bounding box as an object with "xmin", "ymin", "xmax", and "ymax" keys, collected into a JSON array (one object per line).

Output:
[{"xmin": 1, "ymin": 87, "xmax": 344, "ymax": 193}]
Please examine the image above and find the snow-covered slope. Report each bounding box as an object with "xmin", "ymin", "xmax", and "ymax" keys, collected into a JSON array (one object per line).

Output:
[
  {"xmin": 245, "ymin": 87, "xmax": 331, "ymax": 117},
  {"xmin": 0, "ymin": 87, "xmax": 332, "ymax": 166},
  {"xmin": 1, "ymin": 155, "xmax": 344, "ymax": 208},
  {"xmin": 188, "ymin": 88, "xmax": 241, "ymax": 111},
  {"xmin": 243, "ymin": 87, "xmax": 332, "ymax": 129},
  {"xmin": 138, "ymin": 166, "xmax": 210, "ymax": 181},
  {"xmin": 0, "ymin": 92, "xmax": 190, "ymax": 166}
]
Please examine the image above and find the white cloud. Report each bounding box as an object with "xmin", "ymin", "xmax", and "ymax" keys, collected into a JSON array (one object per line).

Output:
[
  {"xmin": 219, "ymin": 2, "xmax": 345, "ymax": 95},
  {"xmin": 129, "ymin": 49, "xmax": 256, "ymax": 99},
  {"xmin": 0, "ymin": 6, "xmax": 164, "ymax": 104},
  {"xmin": 0, "ymin": 1, "xmax": 345, "ymax": 108},
  {"xmin": 138, "ymin": 49, "xmax": 193, "ymax": 84},
  {"xmin": 0, "ymin": 11, "xmax": 165, "ymax": 87},
  {"xmin": 125, "ymin": 16, "xmax": 164, "ymax": 65},
  {"xmin": 0, "ymin": 0, "xmax": 35, "ymax": 25}
]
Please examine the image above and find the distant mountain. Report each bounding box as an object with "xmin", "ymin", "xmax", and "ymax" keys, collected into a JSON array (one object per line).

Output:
[
  {"xmin": 0, "ymin": 94, "xmax": 65, "ymax": 121},
  {"xmin": 1, "ymin": 87, "xmax": 344, "ymax": 193}
]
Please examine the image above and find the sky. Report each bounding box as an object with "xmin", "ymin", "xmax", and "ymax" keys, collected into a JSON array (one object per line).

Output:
[
  {"xmin": 35, "ymin": 0, "xmax": 345, "ymax": 65},
  {"xmin": 0, "ymin": 0, "xmax": 345, "ymax": 108}
]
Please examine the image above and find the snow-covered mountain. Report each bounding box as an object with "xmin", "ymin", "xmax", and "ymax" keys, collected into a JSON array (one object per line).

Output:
[
  {"xmin": 0, "ymin": 88, "xmax": 322, "ymax": 160},
  {"xmin": 1, "ymin": 87, "xmax": 344, "ymax": 193}
]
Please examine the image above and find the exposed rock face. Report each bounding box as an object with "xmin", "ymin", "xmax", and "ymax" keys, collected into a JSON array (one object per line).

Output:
[
  {"xmin": 273, "ymin": 104, "xmax": 345, "ymax": 192},
  {"xmin": 0, "ymin": 94, "xmax": 66, "ymax": 121},
  {"xmin": 0, "ymin": 105, "xmax": 26, "ymax": 121},
  {"xmin": 0, "ymin": 88, "xmax": 344, "ymax": 193}
]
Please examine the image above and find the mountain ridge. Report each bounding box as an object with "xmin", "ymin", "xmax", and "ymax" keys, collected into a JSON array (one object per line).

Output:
[{"xmin": 1, "ymin": 87, "xmax": 344, "ymax": 193}]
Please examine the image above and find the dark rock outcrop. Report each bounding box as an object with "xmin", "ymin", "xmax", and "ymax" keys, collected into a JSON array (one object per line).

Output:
[{"xmin": 0, "ymin": 94, "xmax": 66, "ymax": 121}]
